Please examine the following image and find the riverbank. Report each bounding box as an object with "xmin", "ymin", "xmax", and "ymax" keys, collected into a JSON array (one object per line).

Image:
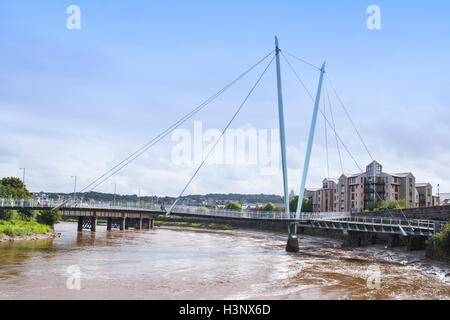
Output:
[
  {"xmin": 0, "ymin": 231, "xmax": 58, "ymax": 243},
  {"xmin": 0, "ymin": 219, "xmax": 55, "ymax": 243}
]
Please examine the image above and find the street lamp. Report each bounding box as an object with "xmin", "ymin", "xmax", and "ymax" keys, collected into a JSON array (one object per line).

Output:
[
  {"xmin": 71, "ymin": 176, "xmax": 77, "ymax": 203},
  {"xmin": 138, "ymin": 188, "xmax": 141, "ymax": 207},
  {"xmin": 112, "ymin": 183, "xmax": 117, "ymax": 207},
  {"xmin": 19, "ymin": 168, "xmax": 25, "ymax": 189}
]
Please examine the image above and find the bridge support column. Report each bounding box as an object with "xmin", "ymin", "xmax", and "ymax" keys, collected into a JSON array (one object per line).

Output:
[
  {"xmin": 119, "ymin": 218, "xmax": 125, "ymax": 231},
  {"xmin": 150, "ymin": 218, "xmax": 154, "ymax": 229},
  {"xmin": 406, "ymin": 236, "xmax": 426, "ymax": 251},
  {"xmin": 107, "ymin": 217, "xmax": 112, "ymax": 231},
  {"xmin": 77, "ymin": 217, "xmax": 83, "ymax": 232},
  {"xmin": 90, "ymin": 217, "xmax": 97, "ymax": 232},
  {"xmin": 286, "ymin": 234, "xmax": 299, "ymax": 252},
  {"xmin": 386, "ymin": 234, "xmax": 401, "ymax": 248},
  {"xmin": 346, "ymin": 231, "xmax": 362, "ymax": 247},
  {"xmin": 138, "ymin": 218, "xmax": 143, "ymax": 230},
  {"xmin": 125, "ymin": 218, "xmax": 129, "ymax": 230}
]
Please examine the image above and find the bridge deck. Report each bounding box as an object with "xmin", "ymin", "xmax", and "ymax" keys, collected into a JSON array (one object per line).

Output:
[{"xmin": 1, "ymin": 199, "xmax": 446, "ymax": 236}]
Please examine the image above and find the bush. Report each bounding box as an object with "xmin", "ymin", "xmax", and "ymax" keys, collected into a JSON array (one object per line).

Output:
[
  {"xmin": 426, "ymin": 223, "xmax": 450, "ymax": 263},
  {"xmin": 0, "ymin": 209, "xmax": 15, "ymax": 221},
  {"xmin": 0, "ymin": 220, "xmax": 52, "ymax": 237},
  {"xmin": 224, "ymin": 202, "xmax": 242, "ymax": 211},
  {"xmin": 36, "ymin": 210, "xmax": 62, "ymax": 226},
  {"xmin": 17, "ymin": 209, "xmax": 34, "ymax": 221},
  {"xmin": 262, "ymin": 202, "xmax": 275, "ymax": 212}
]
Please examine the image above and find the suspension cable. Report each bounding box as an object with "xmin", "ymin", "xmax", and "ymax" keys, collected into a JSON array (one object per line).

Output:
[
  {"xmin": 166, "ymin": 55, "xmax": 275, "ymax": 215},
  {"xmin": 324, "ymin": 74, "xmax": 411, "ymax": 221},
  {"xmin": 282, "ymin": 53, "xmax": 364, "ymax": 172},
  {"xmin": 325, "ymin": 74, "xmax": 374, "ymax": 161},
  {"xmin": 79, "ymin": 50, "xmax": 275, "ymax": 193},
  {"xmin": 323, "ymin": 94, "xmax": 330, "ymax": 179},
  {"xmin": 324, "ymin": 78, "xmax": 344, "ymax": 174}
]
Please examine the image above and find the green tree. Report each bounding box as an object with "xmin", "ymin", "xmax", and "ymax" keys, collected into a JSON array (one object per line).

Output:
[
  {"xmin": 0, "ymin": 177, "xmax": 32, "ymax": 199},
  {"xmin": 289, "ymin": 196, "xmax": 312, "ymax": 213},
  {"xmin": 224, "ymin": 202, "xmax": 242, "ymax": 211},
  {"xmin": 36, "ymin": 210, "xmax": 62, "ymax": 227},
  {"xmin": 0, "ymin": 177, "xmax": 33, "ymax": 221},
  {"xmin": 262, "ymin": 202, "xmax": 275, "ymax": 212}
]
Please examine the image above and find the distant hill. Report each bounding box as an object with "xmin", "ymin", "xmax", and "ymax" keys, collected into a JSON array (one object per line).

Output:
[{"xmin": 33, "ymin": 191, "xmax": 284, "ymax": 206}]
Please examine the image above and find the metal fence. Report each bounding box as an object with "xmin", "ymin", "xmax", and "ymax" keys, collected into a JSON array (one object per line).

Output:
[
  {"xmin": 317, "ymin": 215, "xmax": 440, "ymax": 231},
  {"xmin": 0, "ymin": 198, "xmax": 350, "ymax": 221}
]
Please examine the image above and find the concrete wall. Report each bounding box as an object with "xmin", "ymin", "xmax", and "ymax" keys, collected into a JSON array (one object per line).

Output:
[{"xmin": 352, "ymin": 205, "xmax": 450, "ymax": 221}]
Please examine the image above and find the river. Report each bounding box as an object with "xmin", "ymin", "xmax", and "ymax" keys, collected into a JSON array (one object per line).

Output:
[{"xmin": 0, "ymin": 222, "xmax": 449, "ymax": 300}]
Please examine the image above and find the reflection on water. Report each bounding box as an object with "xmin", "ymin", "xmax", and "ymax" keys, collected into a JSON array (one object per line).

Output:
[{"xmin": 0, "ymin": 222, "xmax": 449, "ymax": 300}]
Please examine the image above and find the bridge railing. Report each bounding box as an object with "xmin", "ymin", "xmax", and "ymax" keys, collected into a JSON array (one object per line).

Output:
[
  {"xmin": 171, "ymin": 205, "xmax": 350, "ymax": 221},
  {"xmin": 1, "ymin": 199, "xmax": 444, "ymax": 232},
  {"xmin": 318, "ymin": 215, "xmax": 439, "ymax": 230},
  {"xmin": 0, "ymin": 198, "xmax": 163, "ymax": 212}
]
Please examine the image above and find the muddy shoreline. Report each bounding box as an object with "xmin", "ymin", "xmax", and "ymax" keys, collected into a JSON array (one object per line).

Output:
[{"xmin": 0, "ymin": 231, "xmax": 59, "ymax": 243}]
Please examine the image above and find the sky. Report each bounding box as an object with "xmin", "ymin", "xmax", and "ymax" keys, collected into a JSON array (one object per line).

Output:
[{"xmin": 0, "ymin": 0, "xmax": 449, "ymax": 197}]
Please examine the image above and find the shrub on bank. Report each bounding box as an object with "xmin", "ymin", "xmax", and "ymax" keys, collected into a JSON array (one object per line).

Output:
[
  {"xmin": 36, "ymin": 210, "xmax": 62, "ymax": 227},
  {"xmin": 0, "ymin": 209, "xmax": 15, "ymax": 221},
  {"xmin": 426, "ymin": 223, "xmax": 450, "ymax": 263},
  {"xmin": 0, "ymin": 220, "xmax": 52, "ymax": 237}
]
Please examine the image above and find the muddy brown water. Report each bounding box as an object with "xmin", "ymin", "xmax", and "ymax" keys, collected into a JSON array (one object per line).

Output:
[{"xmin": 0, "ymin": 222, "xmax": 449, "ymax": 300}]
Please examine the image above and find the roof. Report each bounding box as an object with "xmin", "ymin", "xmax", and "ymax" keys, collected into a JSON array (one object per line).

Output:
[
  {"xmin": 393, "ymin": 172, "xmax": 413, "ymax": 177},
  {"xmin": 416, "ymin": 183, "xmax": 431, "ymax": 188}
]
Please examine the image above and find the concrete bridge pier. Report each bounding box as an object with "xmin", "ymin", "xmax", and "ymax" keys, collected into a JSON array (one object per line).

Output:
[
  {"xmin": 286, "ymin": 234, "xmax": 299, "ymax": 252},
  {"xmin": 406, "ymin": 236, "xmax": 427, "ymax": 251},
  {"xmin": 107, "ymin": 217, "xmax": 113, "ymax": 231},
  {"xmin": 344, "ymin": 231, "xmax": 377, "ymax": 247},
  {"xmin": 90, "ymin": 216, "xmax": 97, "ymax": 232},
  {"xmin": 77, "ymin": 217, "xmax": 83, "ymax": 232},
  {"xmin": 119, "ymin": 217, "xmax": 125, "ymax": 231},
  {"xmin": 286, "ymin": 223, "xmax": 300, "ymax": 252},
  {"xmin": 386, "ymin": 234, "xmax": 401, "ymax": 248},
  {"xmin": 142, "ymin": 218, "xmax": 154, "ymax": 229}
]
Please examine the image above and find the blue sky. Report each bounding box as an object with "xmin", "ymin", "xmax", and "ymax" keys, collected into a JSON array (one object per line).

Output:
[{"xmin": 0, "ymin": 1, "xmax": 449, "ymax": 197}]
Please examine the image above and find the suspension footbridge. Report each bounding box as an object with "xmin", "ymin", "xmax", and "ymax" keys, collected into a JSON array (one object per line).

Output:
[{"xmin": 7, "ymin": 37, "xmax": 446, "ymax": 251}]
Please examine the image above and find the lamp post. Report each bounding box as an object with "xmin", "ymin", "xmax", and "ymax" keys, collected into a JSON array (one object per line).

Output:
[
  {"xmin": 112, "ymin": 183, "xmax": 116, "ymax": 207},
  {"xmin": 71, "ymin": 176, "xmax": 77, "ymax": 203},
  {"xmin": 138, "ymin": 188, "xmax": 141, "ymax": 208},
  {"xmin": 438, "ymin": 184, "xmax": 440, "ymax": 205}
]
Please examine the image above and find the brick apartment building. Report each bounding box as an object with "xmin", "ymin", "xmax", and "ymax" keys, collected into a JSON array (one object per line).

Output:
[{"xmin": 305, "ymin": 161, "xmax": 439, "ymax": 213}]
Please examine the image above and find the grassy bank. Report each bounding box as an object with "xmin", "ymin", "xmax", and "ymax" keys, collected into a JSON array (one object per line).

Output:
[
  {"xmin": 0, "ymin": 219, "xmax": 52, "ymax": 238},
  {"xmin": 426, "ymin": 223, "xmax": 450, "ymax": 264}
]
